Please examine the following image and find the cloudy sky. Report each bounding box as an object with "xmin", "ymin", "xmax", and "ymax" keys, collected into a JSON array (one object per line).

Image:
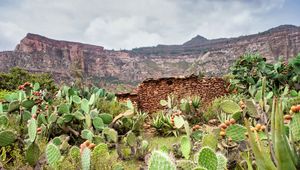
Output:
[{"xmin": 0, "ymin": 0, "xmax": 299, "ymax": 51}]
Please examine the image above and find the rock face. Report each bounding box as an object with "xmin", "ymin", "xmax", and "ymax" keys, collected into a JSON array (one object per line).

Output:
[{"xmin": 1, "ymin": 25, "xmax": 300, "ymax": 88}]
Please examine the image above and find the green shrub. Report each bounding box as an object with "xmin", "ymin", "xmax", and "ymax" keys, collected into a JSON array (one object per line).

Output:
[{"xmin": 0, "ymin": 90, "xmax": 13, "ymax": 99}]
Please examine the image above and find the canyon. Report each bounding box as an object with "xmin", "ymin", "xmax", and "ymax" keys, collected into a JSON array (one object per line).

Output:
[{"xmin": 0, "ymin": 25, "xmax": 300, "ymax": 91}]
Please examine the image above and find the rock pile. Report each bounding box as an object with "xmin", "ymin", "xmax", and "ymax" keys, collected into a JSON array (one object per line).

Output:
[{"xmin": 117, "ymin": 75, "xmax": 228, "ymax": 113}]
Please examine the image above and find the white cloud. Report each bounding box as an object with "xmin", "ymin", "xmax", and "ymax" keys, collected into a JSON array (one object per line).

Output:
[{"xmin": 0, "ymin": 0, "xmax": 292, "ymax": 51}]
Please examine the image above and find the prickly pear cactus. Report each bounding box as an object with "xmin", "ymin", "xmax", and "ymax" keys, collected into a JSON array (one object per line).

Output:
[
  {"xmin": 126, "ymin": 131, "xmax": 137, "ymax": 147},
  {"xmin": 92, "ymin": 143, "xmax": 109, "ymax": 157},
  {"xmin": 0, "ymin": 115, "xmax": 9, "ymax": 127},
  {"xmin": 192, "ymin": 167, "xmax": 207, "ymax": 170},
  {"xmin": 69, "ymin": 146, "xmax": 80, "ymax": 160},
  {"xmin": 226, "ymin": 124, "xmax": 247, "ymax": 142},
  {"xmin": 202, "ymin": 134, "xmax": 218, "ymax": 151},
  {"xmin": 174, "ymin": 116, "xmax": 185, "ymax": 129},
  {"xmin": 93, "ymin": 117, "xmax": 104, "ymax": 130},
  {"xmin": 290, "ymin": 113, "xmax": 300, "ymax": 142},
  {"xmin": 81, "ymin": 147, "xmax": 91, "ymax": 170},
  {"xmin": 176, "ymin": 160, "xmax": 195, "ymax": 170},
  {"xmin": 99, "ymin": 113, "xmax": 113, "ymax": 124},
  {"xmin": 180, "ymin": 136, "xmax": 191, "ymax": 159},
  {"xmin": 231, "ymin": 111, "xmax": 242, "ymax": 121},
  {"xmin": 46, "ymin": 143, "xmax": 61, "ymax": 168},
  {"xmin": 81, "ymin": 129, "xmax": 94, "ymax": 141},
  {"xmin": 198, "ymin": 147, "xmax": 218, "ymax": 170},
  {"xmin": 0, "ymin": 130, "xmax": 16, "ymax": 146},
  {"xmin": 28, "ymin": 118, "xmax": 37, "ymax": 143},
  {"xmin": 244, "ymin": 99, "xmax": 258, "ymax": 116},
  {"xmin": 81, "ymin": 99, "xmax": 90, "ymax": 114},
  {"xmin": 148, "ymin": 150, "xmax": 176, "ymax": 170},
  {"xmin": 25, "ymin": 142, "xmax": 40, "ymax": 166},
  {"xmin": 102, "ymin": 127, "xmax": 118, "ymax": 142},
  {"xmin": 216, "ymin": 153, "xmax": 227, "ymax": 170},
  {"xmin": 220, "ymin": 100, "xmax": 241, "ymax": 114}
]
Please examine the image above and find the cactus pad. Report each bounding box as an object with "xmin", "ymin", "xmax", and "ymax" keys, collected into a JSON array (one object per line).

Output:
[
  {"xmin": 102, "ymin": 127, "xmax": 118, "ymax": 142},
  {"xmin": 192, "ymin": 167, "xmax": 207, "ymax": 170},
  {"xmin": 28, "ymin": 118, "xmax": 37, "ymax": 143},
  {"xmin": 148, "ymin": 150, "xmax": 176, "ymax": 170},
  {"xmin": 69, "ymin": 146, "xmax": 80, "ymax": 160},
  {"xmin": 220, "ymin": 100, "xmax": 241, "ymax": 114},
  {"xmin": 176, "ymin": 160, "xmax": 195, "ymax": 170},
  {"xmin": 174, "ymin": 116, "xmax": 185, "ymax": 129},
  {"xmin": 92, "ymin": 143, "xmax": 109, "ymax": 158},
  {"xmin": 244, "ymin": 99, "xmax": 258, "ymax": 116},
  {"xmin": 25, "ymin": 142, "xmax": 40, "ymax": 166},
  {"xmin": 99, "ymin": 113, "xmax": 113, "ymax": 124},
  {"xmin": 72, "ymin": 95, "xmax": 82, "ymax": 104},
  {"xmin": 202, "ymin": 134, "xmax": 218, "ymax": 151},
  {"xmin": 180, "ymin": 136, "xmax": 191, "ymax": 159},
  {"xmin": 93, "ymin": 117, "xmax": 104, "ymax": 130},
  {"xmin": 290, "ymin": 113, "xmax": 300, "ymax": 142},
  {"xmin": 226, "ymin": 124, "xmax": 247, "ymax": 142},
  {"xmin": 126, "ymin": 131, "xmax": 137, "ymax": 147},
  {"xmin": 46, "ymin": 143, "xmax": 61, "ymax": 168},
  {"xmin": 216, "ymin": 153, "xmax": 227, "ymax": 170},
  {"xmin": 81, "ymin": 147, "xmax": 91, "ymax": 170},
  {"xmin": 8, "ymin": 100, "xmax": 20, "ymax": 112},
  {"xmin": 81, "ymin": 129, "xmax": 94, "ymax": 141},
  {"xmin": 198, "ymin": 147, "xmax": 218, "ymax": 170},
  {"xmin": 0, "ymin": 115, "xmax": 9, "ymax": 127},
  {"xmin": 0, "ymin": 130, "xmax": 16, "ymax": 146},
  {"xmin": 81, "ymin": 99, "xmax": 90, "ymax": 114}
]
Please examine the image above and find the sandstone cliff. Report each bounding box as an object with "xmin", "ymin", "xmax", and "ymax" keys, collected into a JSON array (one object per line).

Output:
[{"xmin": 0, "ymin": 25, "xmax": 300, "ymax": 90}]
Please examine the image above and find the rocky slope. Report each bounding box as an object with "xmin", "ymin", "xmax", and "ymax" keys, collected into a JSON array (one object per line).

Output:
[{"xmin": 1, "ymin": 25, "xmax": 300, "ymax": 88}]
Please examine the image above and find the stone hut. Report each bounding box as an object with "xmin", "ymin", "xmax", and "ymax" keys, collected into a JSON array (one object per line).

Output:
[{"xmin": 116, "ymin": 75, "xmax": 228, "ymax": 113}]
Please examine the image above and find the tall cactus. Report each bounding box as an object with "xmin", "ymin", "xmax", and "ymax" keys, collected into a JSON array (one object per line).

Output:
[
  {"xmin": 148, "ymin": 150, "xmax": 176, "ymax": 170},
  {"xmin": 28, "ymin": 118, "xmax": 37, "ymax": 143},
  {"xmin": 46, "ymin": 143, "xmax": 61, "ymax": 168},
  {"xmin": 180, "ymin": 135, "xmax": 191, "ymax": 159},
  {"xmin": 81, "ymin": 147, "xmax": 91, "ymax": 170}
]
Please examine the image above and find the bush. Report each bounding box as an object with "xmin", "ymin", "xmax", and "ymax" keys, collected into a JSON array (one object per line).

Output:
[
  {"xmin": 0, "ymin": 67, "xmax": 56, "ymax": 91},
  {"xmin": 0, "ymin": 90, "xmax": 13, "ymax": 100}
]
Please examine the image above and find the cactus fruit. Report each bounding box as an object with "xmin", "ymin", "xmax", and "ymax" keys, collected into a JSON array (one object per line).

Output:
[
  {"xmin": 180, "ymin": 135, "xmax": 191, "ymax": 159},
  {"xmin": 290, "ymin": 113, "xmax": 300, "ymax": 142},
  {"xmin": 0, "ymin": 115, "xmax": 9, "ymax": 127},
  {"xmin": 102, "ymin": 127, "xmax": 118, "ymax": 142},
  {"xmin": 219, "ymin": 100, "xmax": 241, "ymax": 114},
  {"xmin": 28, "ymin": 118, "xmax": 37, "ymax": 143},
  {"xmin": 0, "ymin": 130, "xmax": 16, "ymax": 146},
  {"xmin": 198, "ymin": 147, "xmax": 218, "ymax": 170},
  {"xmin": 148, "ymin": 150, "xmax": 176, "ymax": 170},
  {"xmin": 99, "ymin": 113, "xmax": 113, "ymax": 124},
  {"xmin": 25, "ymin": 142, "xmax": 40, "ymax": 166},
  {"xmin": 176, "ymin": 160, "xmax": 196, "ymax": 170},
  {"xmin": 81, "ymin": 129, "xmax": 94, "ymax": 142},
  {"xmin": 81, "ymin": 147, "xmax": 91, "ymax": 170},
  {"xmin": 225, "ymin": 124, "xmax": 247, "ymax": 142},
  {"xmin": 92, "ymin": 117, "xmax": 104, "ymax": 130},
  {"xmin": 216, "ymin": 153, "xmax": 227, "ymax": 170},
  {"xmin": 46, "ymin": 143, "xmax": 61, "ymax": 168}
]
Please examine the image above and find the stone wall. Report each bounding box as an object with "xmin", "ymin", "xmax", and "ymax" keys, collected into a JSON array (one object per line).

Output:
[{"xmin": 116, "ymin": 75, "xmax": 228, "ymax": 113}]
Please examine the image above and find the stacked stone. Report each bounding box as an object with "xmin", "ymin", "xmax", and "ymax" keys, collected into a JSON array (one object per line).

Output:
[{"xmin": 137, "ymin": 76, "xmax": 228, "ymax": 113}]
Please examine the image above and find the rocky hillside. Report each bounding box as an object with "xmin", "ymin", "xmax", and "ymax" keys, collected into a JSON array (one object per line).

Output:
[{"xmin": 1, "ymin": 25, "xmax": 300, "ymax": 88}]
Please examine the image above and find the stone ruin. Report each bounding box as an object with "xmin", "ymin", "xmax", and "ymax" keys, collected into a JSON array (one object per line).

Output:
[{"xmin": 116, "ymin": 75, "xmax": 229, "ymax": 113}]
